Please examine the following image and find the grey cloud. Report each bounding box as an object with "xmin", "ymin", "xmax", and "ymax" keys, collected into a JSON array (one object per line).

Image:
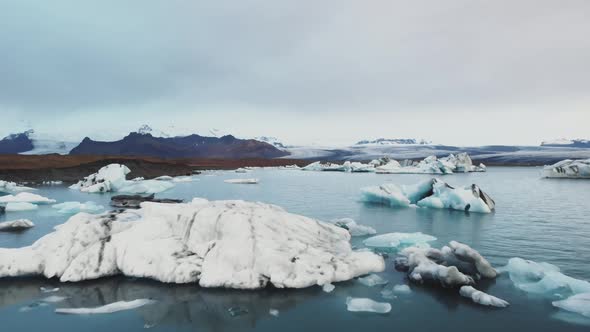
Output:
[{"xmin": 0, "ymin": 0, "xmax": 589, "ymax": 113}]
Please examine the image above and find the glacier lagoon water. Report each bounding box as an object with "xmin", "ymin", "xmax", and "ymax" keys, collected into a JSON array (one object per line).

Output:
[{"xmin": 1, "ymin": 167, "xmax": 590, "ymax": 331}]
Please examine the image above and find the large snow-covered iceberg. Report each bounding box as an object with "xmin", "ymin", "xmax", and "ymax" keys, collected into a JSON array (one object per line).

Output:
[
  {"xmin": 69, "ymin": 164, "xmax": 175, "ymax": 194},
  {"xmin": 0, "ymin": 199, "xmax": 384, "ymax": 289},
  {"xmin": 542, "ymin": 159, "xmax": 590, "ymax": 179},
  {"xmin": 361, "ymin": 178, "xmax": 495, "ymax": 213}
]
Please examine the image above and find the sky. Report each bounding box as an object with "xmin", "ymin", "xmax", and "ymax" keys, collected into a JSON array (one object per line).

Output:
[{"xmin": 0, "ymin": 0, "xmax": 589, "ymax": 146}]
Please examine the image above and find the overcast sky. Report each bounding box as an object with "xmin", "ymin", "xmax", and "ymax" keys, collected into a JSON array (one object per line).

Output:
[{"xmin": 1, "ymin": 0, "xmax": 589, "ymax": 146}]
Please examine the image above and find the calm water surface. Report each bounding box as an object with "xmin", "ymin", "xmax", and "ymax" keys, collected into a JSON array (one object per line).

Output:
[{"xmin": 1, "ymin": 167, "xmax": 589, "ymax": 331}]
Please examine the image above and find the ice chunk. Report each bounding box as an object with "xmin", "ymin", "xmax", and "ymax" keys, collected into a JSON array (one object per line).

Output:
[
  {"xmin": 301, "ymin": 161, "xmax": 324, "ymax": 171},
  {"xmin": 172, "ymin": 176, "xmax": 196, "ymax": 183},
  {"xmin": 70, "ymin": 164, "xmax": 174, "ymax": 194},
  {"xmin": 543, "ymin": 159, "xmax": 590, "ymax": 179},
  {"xmin": 154, "ymin": 175, "xmax": 174, "ymax": 181},
  {"xmin": 235, "ymin": 168, "xmax": 251, "ymax": 173},
  {"xmin": 322, "ymin": 283, "xmax": 335, "ymax": 293},
  {"xmin": 40, "ymin": 287, "xmax": 60, "ymax": 293},
  {"xmin": 346, "ymin": 297, "xmax": 391, "ymax": 313},
  {"xmin": 0, "ymin": 200, "xmax": 385, "ymax": 288},
  {"xmin": 224, "ymin": 178, "xmax": 259, "ymax": 184},
  {"xmin": 0, "ymin": 219, "xmax": 34, "ymax": 232},
  {"xmin": 358, "ymin": 274, "xmax": 388, "ymax": 287},
  {"xmin": 448, "ymin": 241, "xmax": 497, "ymax": 278},
  {"xmin": 52, "ymin": 201, "xmax": 105, "ymax": 214},
  {"xmin": 0, "ymin": 192, "xmax": 56, "ymax": 204},
  {"xmin": 0, "ymin": 180, "xmax": 35, "ymax": 194},
  {"xmin": 498, "ymin": 257, "xmax": 590, "ymax": 297},
  {"xmin": 5, "ymin": 202, "xmax": 38, "ymax": 211},
  {"xmin": 392, "ymin": 284, "xmax": 411, "ymax": 295},
  {"xmin": 363, "ymin": 178, "xmax": 495, "ymax": 213},
  {"xmin": 42, "ymin": 295, "xmax": 67, "ymax": 303},
  {"xmin": 332, "ymin": 218, "xmax": 376, "ymax": 236},
  {"xmin": 55, "ymin": 299, "xmax": 155, "ymax": 315},
  {"xmin": 553, "ymin": 293, "xmax": 590, "ymax": 318},
  {"xmin": 459, "ymin": 286, "xmax": 509, "ymax": 308},
  {"xmin": 269, "ymin": 308, "xmax": 280, "ymax": 317},
  {"xmin": 403, "ymin": 247, "xmax": 474, "ymax": 287},
  {"xmin": 363, "ymin": 232, "xmax": 436, "ymax": 252}
]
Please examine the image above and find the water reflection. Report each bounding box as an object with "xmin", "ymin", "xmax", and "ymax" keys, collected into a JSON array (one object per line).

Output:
[{"xmin": 0, "ymin": 277, "xmax": 319, "ymax": 331}]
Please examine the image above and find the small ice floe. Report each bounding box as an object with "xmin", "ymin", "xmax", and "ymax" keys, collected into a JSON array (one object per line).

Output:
[
  {"xmin": 381, "ymin": 284, "xmax": 411, "ymax": 299},
  {"xmin": 69, "ymin": 164, "xmax": 175, "ymax": 194},
  {"xmin": 56, "ymin": 299, "xmax": 155, "ymax": 315},
  {"xmin": 361, "ymin": 178, "xmax": 495, "ymax": 213},
  {"xmin": 42, "ymin": 295, "xmax": 67, "ymax": 303},
  {"xmin": 459, "ymin": 286, "xmax": 509, "ymax": 308},
  {"xmin": 346, "ymin": 297, "xmax": 391, "ymax": 314},
  {"xmin": 154, "ymin": 175, "xmax": 173, "ymax": 181},
  {"xmin": 363, "ymin": 232, "xmax": 436, "ymax": 252},
  {"xmin": 0, "ymin": 219, "xmax": 34, "ymax": 232},
  {"xmin": 172, "ymin": 176, "xmax": 196, "ymax": 183},
  {"xmin": 110, "ymin": 194, "xmax": 183, "ymax": 209},
  {"xmin": 224, "ymin": 178, "xmax": 259, "ymax": 184},
  {"xmin": 0, "ymin": 192, "xmax": 56, "ymax": 204},
  {"xmin": 395, "ymin": 241, "xmax": 496, "ymax": 288},
  {"xmin": 357, "ymin": 274, "xmax": 388, "ymax": 287},
  {"xmin": 42, "ymin": 181, "xmax": 63, "ymax": 185},
  {"xmin": 498, "ymin": 257, "xmax": 590, "ymax": 297},
  {"xmin": 40, "ymin": 287, "xmax": 60, "ymax": 293},
  {"xmin": 322, "ymin": 283, "xmax": 335, "ymax": 293},
  {"xmin": 0, "ymin": 180, "xmax": 35, "ymax": 194},
  {"xmin": 5, "ymin": 202, "xmax": 38, "ymax": 212},
  {"xmin": 332, "ymin": 218, "xmax": 376, "ymax": 237},
  {"xmin": 0, "ymin": 199, "xmax": 385, "ymax": 287},
  {"xmin": 52, "ymin": 201, "xmax": 104, "ymax": 214},
  {"xmin": 269, "ymin": 308, "xmax": 280, "ymax": 317},
  {"xmin": 235, "ymin": 168, "xmax": 251, "ymax": 173},
  {"xmin": 543, "ymin": 159, "xmax": 590, "ymax": 179},
  {"xmin": 553, "ymin": 293, "xmax": 590, "ymax": 318}
]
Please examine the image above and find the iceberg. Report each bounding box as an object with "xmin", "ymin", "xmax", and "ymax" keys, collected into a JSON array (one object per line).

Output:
[
  {"xmin": 357, "ymin": 274, "xmax": 389, "ymax": 287},
  {"xmin": 332, "ymin": 218, "xmax": 376, "ymax": 236},
  {"xmin": 322, "ymin": 283, "xmax": 335, "ymax": 293},
  {"xmin": 172, "ymin": 176, "xmax": 196, "ymax": 183},
  {"xmin": 459, "ymin": 286, "xmax": 509, "ymax": 308},
  {"xmin": 363, "ymin": 232, "xmax": 436, "ymax": 252},
  {"xmin": 345, "ymin": 297, "xmax": 391, "ymax": 314},
  {"xmin": 5, "ymin": 202, "xmax": 38, "ymax": 212},
  {"xmin": 0, "ymin": 199, "xmax": 385, "ymax": 288},
  {"xmin": 543, "ymin": 159, "xmax": 590, "ymax": 179},
  {"xmin": 0, "ymin": 180, "xmax": 35, "ymax": 194},
  {"xmin": 395, "ymin": 241, "xmax": 497, "ymax": 288},
  {"xmin": 0, "ymin": 192, "xmax": 56, "ymax": 204},
  {"xmin": 52, "ymin": 201, "xmax": 105, "ymax": 214},
  {"xmin": 70, "ymin": 164, "xmax": 175, "ymax": 194},
  {"xmin": 0, "ymin": 219, "xmax": 34, "ymax": 232},
  {"xmin": 553, "ymin": 293, "xmax": 590, "ymax": 318},
  {"xmin": 375, "ymin": 153, "xmax": 485, "ymax": 174},
  {"xmin": 362, "ymin": 178, "xmax": 495, "ymax": 213},
  {"xmin": 56, "ymin": 299, "xmax": 155, "ymax": 315},
  {"xmin": 301, "ymin": 161, "xmax": 376, "ymax": 173},
  {"xmin": 498, "ymin": 257, "xmax": 590, "ymax": 297},
  {"xmin": 224, "ymin": 178, "xmax": 259, "ymax": 184}
]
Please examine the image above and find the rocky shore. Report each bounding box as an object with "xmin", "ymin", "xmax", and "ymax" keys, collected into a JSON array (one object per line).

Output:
[{"xmin": 0, "ymin": 155, "xmax": 307, "ymax": 183}]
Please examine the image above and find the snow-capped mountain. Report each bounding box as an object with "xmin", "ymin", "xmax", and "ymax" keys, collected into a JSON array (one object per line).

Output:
[
  {"xmin": 541, "ymin": 139, "xmax": 590, "ymax": 148},
  {"xmin": 136, "ymin": 124, "xmax": 170, "ymax": 138},
  {"xmin": 355, "ymin": 138, "xmax": 431, "ymax": 145},
  {"xmin": 0, "ymin": 129, "xmax": 76, "ymax": 155},
  {"xmin": 253, "ymin": 136, "xmax": 287, "ymax": 149}
]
